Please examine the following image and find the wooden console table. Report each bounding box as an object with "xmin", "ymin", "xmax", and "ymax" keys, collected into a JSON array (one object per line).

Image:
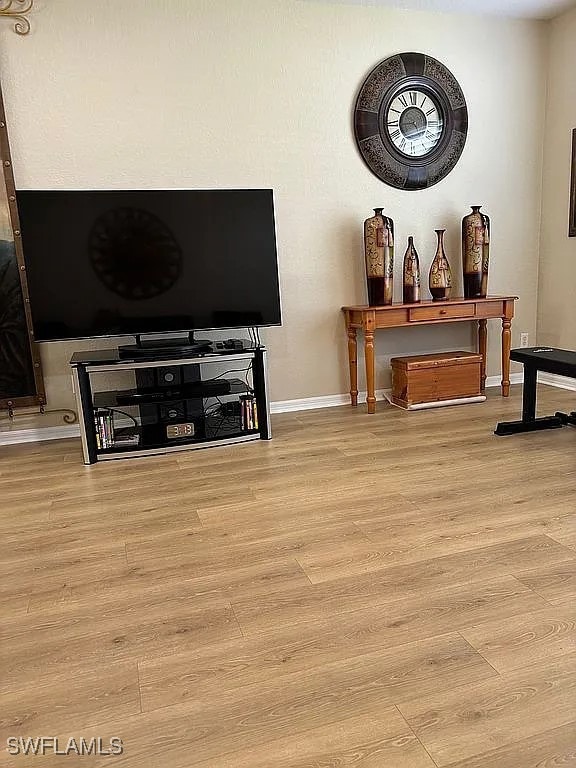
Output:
[{"xmin": 342, "ymin": 296, "xmax": 517, "ymax": 413}]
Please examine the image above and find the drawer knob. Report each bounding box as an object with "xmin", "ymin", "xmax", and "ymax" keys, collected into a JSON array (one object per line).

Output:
[{"xmin": 439, "ymin": 309, "xmax": 447, "ymax": 315}]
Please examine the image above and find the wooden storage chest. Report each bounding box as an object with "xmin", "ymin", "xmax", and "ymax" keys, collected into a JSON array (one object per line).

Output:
[{"xmin": 391, "ymin": 351, "xmax": 483, "ymax": 409}]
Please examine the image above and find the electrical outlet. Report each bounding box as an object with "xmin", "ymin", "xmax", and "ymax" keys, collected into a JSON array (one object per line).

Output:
[{"xmin": 520, "ymin": 333, "xmax": 529, "ymax": 348}]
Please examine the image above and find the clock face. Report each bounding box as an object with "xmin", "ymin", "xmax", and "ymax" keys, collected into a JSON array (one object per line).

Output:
[
  {"xmin": 353, "ymin": 52, "xmax": 468, "ymax": 190},
  {"xmin": 386, "ymin": 89, "xmax": 443, "ymax": 157}
]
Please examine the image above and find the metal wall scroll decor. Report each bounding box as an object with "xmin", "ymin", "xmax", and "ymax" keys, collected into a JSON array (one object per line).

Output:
[
  {"xmin": 570, "ymin": 128, "xmax": 576, "ymax": 238},
  {"xmin": 0, "ymin": 0, "xmax": 34, "ymax": 35},
  {"xmin": 354, "ymin": 52, "xmax": 468, "ymax": 190},
  {"xmin": 0, "ymin": 77, "xmax": 45, "ymax": 411}
]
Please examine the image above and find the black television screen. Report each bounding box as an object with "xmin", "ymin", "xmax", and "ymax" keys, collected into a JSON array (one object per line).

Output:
[{"xmin": 17, "ymin": 189, "xmax": 281, "ymax": 341}]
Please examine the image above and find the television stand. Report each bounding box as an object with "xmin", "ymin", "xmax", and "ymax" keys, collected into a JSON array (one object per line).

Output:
[
  {"xmin": 70, "ymin": 346, "xmax": 271, "ymax": 464},
  {"xmin": 118, "ymin": 332, "xmax": 213, "ymax": 359}
]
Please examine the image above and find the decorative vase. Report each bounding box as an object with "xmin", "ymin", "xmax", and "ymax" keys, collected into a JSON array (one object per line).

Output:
[
  {"xmin": 363, "ymin": 207, "xmax": 394, "ymax": 306},
  {"xmin": 462, "ymin": 205, "xmax": 490, "ymax": 298},
  {"xmin": 402, "ymin": 236, "xmax": 421, "ymax": 304},
  {"xmin": 428, "ymin": 229, "xmax": 452, "ymax": 301}
]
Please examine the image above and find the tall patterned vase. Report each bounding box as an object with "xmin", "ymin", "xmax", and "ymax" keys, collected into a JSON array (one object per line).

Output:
[
  {"xmin": 462, "ymin": 205, "xmax": 490, "ymax": 298},
  {"xmin": 428, "ymin": 229, "xmax": 452, "ymax": 301},
  {"xmin": 363, "ymin": 207, "xmax": 394, "ymax": 306},
  {"xmin": 402, "ymin": 236, "xmax": 421, "ymax": 304}
]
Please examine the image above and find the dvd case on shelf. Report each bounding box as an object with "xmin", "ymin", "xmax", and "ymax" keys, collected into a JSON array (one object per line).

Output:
[
  {"xmin": 94, "ymin": 408, "xmax": 141, "ymax": 450},
  {"xmin": 94, "ymin": 409, "xmax": 113, "ymax": 449},
  {"xmin": 239, "ymin": 394, "xmax": 258, "ymax": 431}
]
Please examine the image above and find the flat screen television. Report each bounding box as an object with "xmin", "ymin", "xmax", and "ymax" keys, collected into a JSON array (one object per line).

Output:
[{"xmin": 17, "ymin": 189, "xmax": 281, "ymax": 342}]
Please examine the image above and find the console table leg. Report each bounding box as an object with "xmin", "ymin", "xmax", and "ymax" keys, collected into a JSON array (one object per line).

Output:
[
  {"xmin": 478, "ymin": 319, "xmax": 487, "ymax": 391},
  {"xmin": 502, "ymin": 318, "xmax": 511, "ymax": 396},
  {"xmin": 347, "ymin": 327, "xmax": 358, "ymax": 406},
  {"xmin": 365, "ymin": 329, "xmax": 376, "ymax": 414}
]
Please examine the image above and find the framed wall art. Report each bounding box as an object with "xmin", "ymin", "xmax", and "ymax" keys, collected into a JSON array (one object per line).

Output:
[{"xmin": 0, "ymin": 75, "xmax": 45, "ymax": 411}]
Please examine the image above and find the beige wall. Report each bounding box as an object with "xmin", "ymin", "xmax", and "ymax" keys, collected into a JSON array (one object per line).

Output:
[
  {"xmin": 0, "ymin": 0, "xmax": 547, "ymax": 419},
  {"xmin": 538, "ymin": 5, "xmax": 576, "ymax": 349}
]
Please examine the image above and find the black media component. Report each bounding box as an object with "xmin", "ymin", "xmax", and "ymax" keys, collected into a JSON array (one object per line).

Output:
[
  {"xmin": 156, "ymin": 366, "xmax": 182, "ymax": 388},
  {"xmin": 181, "ymin": 364, "xmax": 201, "ymax": 386},
  {"xmin": 134, "ymin": 367, "xmax": 155, "ymax": 392},
  {"xmin": 18, "ymin": 189, "xmax": 281, "ymax": 343},
  {"xmin": 159, "ymin": 402, "xmax": 186, "ymax": 422},
  {"xmin": 116, "ymin": 378, "xmax": 231, "ymax": 404},
  {"xmin": 214, "ymin": 338, "xmax": 252, "ymax": 352},
  {"xmin": 135, "ymin": 365, "xmax": 183, "ymax": 391}
]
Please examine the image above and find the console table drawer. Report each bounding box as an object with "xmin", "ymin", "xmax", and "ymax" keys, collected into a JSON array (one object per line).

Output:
[{"xmin": 408, "ymin": 304, "xmax": 476, "ymax": 322}]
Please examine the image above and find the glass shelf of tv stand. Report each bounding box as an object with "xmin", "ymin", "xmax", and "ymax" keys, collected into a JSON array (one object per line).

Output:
[
  {"xmin": 92, "ymin": 378, "xmax": 250, "ymax": 409},
  {"xmin": 96, "ymin": 422, "xmax": 260, "ymax": 457}
]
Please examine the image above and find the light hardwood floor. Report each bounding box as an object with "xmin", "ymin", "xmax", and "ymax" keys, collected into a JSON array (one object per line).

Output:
[{"xmin": 1, "ymin": 384, "xmax": 575, "ymax": 767}]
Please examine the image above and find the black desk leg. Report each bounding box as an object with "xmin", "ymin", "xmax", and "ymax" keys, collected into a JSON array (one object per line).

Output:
[
  {"xmin": 495, "ymin": 362, "xmax": 564, "ymax": 436},
  {"xmin": 522, "ymin": 364, "xmax": 537, "ymax": 422}
]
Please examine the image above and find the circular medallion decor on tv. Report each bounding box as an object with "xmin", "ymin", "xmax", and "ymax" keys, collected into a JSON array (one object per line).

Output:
[
  {"xmin": 353, "ymin": 52, "xmax": 468, "ymax": 190},
  {"xmin": 89, "ymin": 207, "xmax": 182, "ymax": 300}
]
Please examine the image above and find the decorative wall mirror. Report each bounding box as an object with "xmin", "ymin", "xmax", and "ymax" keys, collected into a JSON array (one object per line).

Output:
[{"xmin": 0, "ymin": 77, "xmax": 45, "ymax": 412}]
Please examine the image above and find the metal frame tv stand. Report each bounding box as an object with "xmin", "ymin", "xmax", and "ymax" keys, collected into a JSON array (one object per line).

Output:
[{"xmin": 70, "ymin": 346, "xmax": 271, "ymax": 464}]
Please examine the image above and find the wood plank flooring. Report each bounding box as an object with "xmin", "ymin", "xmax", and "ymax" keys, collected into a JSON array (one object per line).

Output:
[{"xmin": 1, "ymin": 384, "xmax": 575, "ymax": 767}]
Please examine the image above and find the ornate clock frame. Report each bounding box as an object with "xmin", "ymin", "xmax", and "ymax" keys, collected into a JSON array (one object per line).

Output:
[{"xmin": 354, "ymin": 52, "xmax": 468, "ymax": 190}]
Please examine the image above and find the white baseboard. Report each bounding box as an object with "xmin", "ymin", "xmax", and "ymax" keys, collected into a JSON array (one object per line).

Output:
[
  {"xmin": 538, "ymin": 372, "xmax": 576, "ymax": 392},
  {"xmin": 270, "ymin": 390, "xmax": 389, "ymax": 413},
  {"xmin": 272, "ymin": 374, "xmax": 524, "ymax": 414},
  {"xmin": 0, "ymin": 424, "xmax": 80, "ymax": 446},
  {"xmin": 485, "ymin": 372, "xmax": 524, "ymax": 389},
  {"xmin": 3, "ymin": 370, "xmax": 572, "ymax": 446}
]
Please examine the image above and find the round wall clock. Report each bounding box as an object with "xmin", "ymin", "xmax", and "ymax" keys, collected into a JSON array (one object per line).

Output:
[{"xmin": 354, "ymin": 52, "xmax": 468, "ymax": 190}]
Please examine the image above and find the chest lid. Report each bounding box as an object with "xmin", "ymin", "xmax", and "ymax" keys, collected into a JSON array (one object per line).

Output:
[{"xmin": 391, "ymin": 351, "xmax": 482, "ymax": 371}]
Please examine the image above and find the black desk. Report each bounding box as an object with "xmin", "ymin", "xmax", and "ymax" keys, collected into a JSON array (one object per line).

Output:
[{"xmin": 495, "ymin": 347, "xmax": 576, "ymax": 435}]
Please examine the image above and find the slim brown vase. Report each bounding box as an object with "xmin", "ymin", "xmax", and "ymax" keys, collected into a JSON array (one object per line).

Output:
[
  {"xmin": 428, "ymin": 229, "xmax": 452, "ymax": 301},
  {"xmin": 462, "ymin": 205, "xmax": 490, "ymax": 298},
  {"xmin": 402, "ymin": 236, "xmax": 421, "ymax": 304},
  {"xmin": 363, "ymin": 207, "xmax": 394, "ymax": 306}
]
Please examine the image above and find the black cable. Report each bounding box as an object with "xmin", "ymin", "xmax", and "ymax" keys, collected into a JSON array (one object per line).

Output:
[
  {"xmin": 108, "ymin": 408, "xmax": 139, "ymax": 428},
  {"xmin": 205, "ymin": 395, "xmax": 226, "ymax": 416},
  {"xmin": 212, "ymin": 367, "xmax": 250, "ymax": 379},
  {"xmin": 210, "ymin": 410, "xmax": 231, "ymax": 439},
  {"xmin": 212, "ymin": 365, "xmax": 254, "ymax": 393}
]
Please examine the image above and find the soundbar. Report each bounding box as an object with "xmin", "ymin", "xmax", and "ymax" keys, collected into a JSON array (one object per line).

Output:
[
  {"xmin": 118, "ymin": 342, "xmax": 213, "ymax": 360},
  {"xmin": 116, "ymin": 379, "xmax": 232, "ymax": 405}
]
